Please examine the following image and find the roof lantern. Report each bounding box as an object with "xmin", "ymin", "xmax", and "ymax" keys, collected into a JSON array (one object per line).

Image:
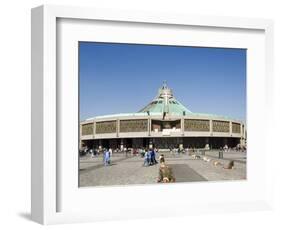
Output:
[{"xmin": 138, "ymin": 81, "xmax": 192, "ymax": 116}]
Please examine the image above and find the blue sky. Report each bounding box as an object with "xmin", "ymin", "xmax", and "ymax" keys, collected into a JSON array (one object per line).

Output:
[{"xmin": 79, "ymin": 42, "xmax": 246, "ymax": 122}]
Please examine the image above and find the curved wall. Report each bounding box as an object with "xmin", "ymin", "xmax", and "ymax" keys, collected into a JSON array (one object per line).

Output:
[{"xmin": 80, "ymin": 115, "xmax": 246, "ymax": 140}]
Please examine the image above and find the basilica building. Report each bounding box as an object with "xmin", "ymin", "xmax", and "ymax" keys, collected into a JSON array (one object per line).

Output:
[{"xmin": 80, "ymin": 83, "xmax": 246, "ymax": 150}]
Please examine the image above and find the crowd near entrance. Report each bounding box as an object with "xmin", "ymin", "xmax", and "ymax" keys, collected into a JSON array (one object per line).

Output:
[{"xmin": 81, "ymin": 137, "xmax": 240, "ymax": 151}]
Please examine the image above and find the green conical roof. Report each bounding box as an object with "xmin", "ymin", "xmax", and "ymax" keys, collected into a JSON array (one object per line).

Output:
[
  {"xmin": 85, "ymin": 81, "xmax": 240, "ymax": 122},
  {"xmin": 138, "ymin": 82, "xmax": 192, "ymax": 116}
]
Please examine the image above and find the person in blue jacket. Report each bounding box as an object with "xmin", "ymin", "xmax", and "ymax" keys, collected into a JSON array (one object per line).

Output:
[{"xmin": 103, "ymin": 149, "xmax": 110, "ymax": 166}]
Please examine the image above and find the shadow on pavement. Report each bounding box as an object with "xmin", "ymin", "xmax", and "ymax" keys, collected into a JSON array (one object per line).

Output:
[{"xmin": 169, "ymin": 164, "xmax": 207, "ymax": 182}]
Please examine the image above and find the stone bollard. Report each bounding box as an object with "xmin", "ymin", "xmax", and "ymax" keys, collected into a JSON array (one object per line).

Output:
[{"xmin": 218, "ymin": 151, "xmax": 223, "ymax": 159}]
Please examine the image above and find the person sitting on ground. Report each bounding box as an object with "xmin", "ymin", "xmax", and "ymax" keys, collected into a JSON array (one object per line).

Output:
[
  {"xmin": 157, "ymin": 157, "xmax": 175, "ymax": 183},
  {"xmin": 223, "ymin": 160, "xmax": 234, "ymax": 169},
  {"xmin": 159, "ymin": 154, "xmax": 165, "ymax": 164}
]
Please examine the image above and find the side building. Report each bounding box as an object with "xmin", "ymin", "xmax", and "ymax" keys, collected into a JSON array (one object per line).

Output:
[{"xmin": 80, "ymin": 83, "xmax": 246, "ymax": 150}]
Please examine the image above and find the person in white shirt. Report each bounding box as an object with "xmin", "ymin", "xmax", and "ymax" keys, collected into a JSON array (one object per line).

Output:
[{"xmin": 109, "ymin": 148, "xmax": 113, "ymax": 157}]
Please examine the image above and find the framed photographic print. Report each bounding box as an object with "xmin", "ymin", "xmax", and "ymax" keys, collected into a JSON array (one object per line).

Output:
[
  {"xmin": 78, "ymin": 42, "xmax": 247, "ymax": 187},
  {"xmin": 31, "ymin": 5, "xmax": 274, "ymax": 224}
]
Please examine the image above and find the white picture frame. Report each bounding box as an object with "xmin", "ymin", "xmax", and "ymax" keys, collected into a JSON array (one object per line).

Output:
[{"xmin": 31, "ymin": 5, "xmax": 274, "ymax": 225}]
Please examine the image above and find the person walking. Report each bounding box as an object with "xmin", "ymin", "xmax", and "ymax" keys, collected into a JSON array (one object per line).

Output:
[
  {"xmin": 149, "ymin": 149, "xmax": 153, "ymax": 165},
  {"xmin": 148, "ymin": 149, "xmax": 152, "ymax": 166},
  {"xmin": 141, "ymin": 148, "xmax": 145, "ymax": 158},
  {"xmin": 143, "ymin": 149, "xmax": 149, "ymax": 167},
  {"xmin": 109, "ymin": 148, "xmax": 113, "ymax": 158},
  {"xmin": 93, "ymin": 148, "xmax": 97, "ymax": 157},
  {"xmin": 103, "ymin": 149, "xmax": 110, "ymax": 166},
  {"xmin": 150, "ymin": 148, "xmax": 158, "ymax": 165},
  {"xmin": 89, "ymin": 148, "xmax": 94, "ymax": 158}
]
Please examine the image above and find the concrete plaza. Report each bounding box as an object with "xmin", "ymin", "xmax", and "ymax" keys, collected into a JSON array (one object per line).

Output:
[{"xmin": 79, "ymin": 150, "xmax": 247, "ymax": 187}]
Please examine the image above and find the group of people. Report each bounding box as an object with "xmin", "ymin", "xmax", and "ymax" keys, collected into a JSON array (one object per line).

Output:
[
  {"xmin": 80, "ymin": 147, "xmax": 100, "ymax": 157},
  {"xmin": 143, "ymin": 149, "xmax": 158, "ymax": 167},
  {"xmin": 221, "ymin": 144, "xmax": 246, "ymax": 152},
  {"xmin": 235, "ymin": 144, "xmax": 247, "ymax": 152},
  {"xmin": 81, "ymin": 145, "xmax": 176, "ymax": 183},
  {"xmin": 169, "ymin": 147, "xmax": 186, "ymax": 154},
  {"xmin": 143, "ymin": 150, "xmax": 176, "ymax": 183}
]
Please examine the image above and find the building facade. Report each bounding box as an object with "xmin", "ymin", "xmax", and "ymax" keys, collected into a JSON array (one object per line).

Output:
[{"xmin": 80, "ymin": 83, "xmax": 246, "ymax": 150}]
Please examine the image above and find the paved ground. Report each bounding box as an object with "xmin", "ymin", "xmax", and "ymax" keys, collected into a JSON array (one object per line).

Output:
[{"xmin": 79, "ymin": 150, "xmax": 247, "ymax": 187}]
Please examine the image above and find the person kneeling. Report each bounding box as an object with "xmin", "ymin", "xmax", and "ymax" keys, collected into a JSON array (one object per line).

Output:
[{"xmin": 157, "ymin": 156, "xmax": 175, "ymax": 183}]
